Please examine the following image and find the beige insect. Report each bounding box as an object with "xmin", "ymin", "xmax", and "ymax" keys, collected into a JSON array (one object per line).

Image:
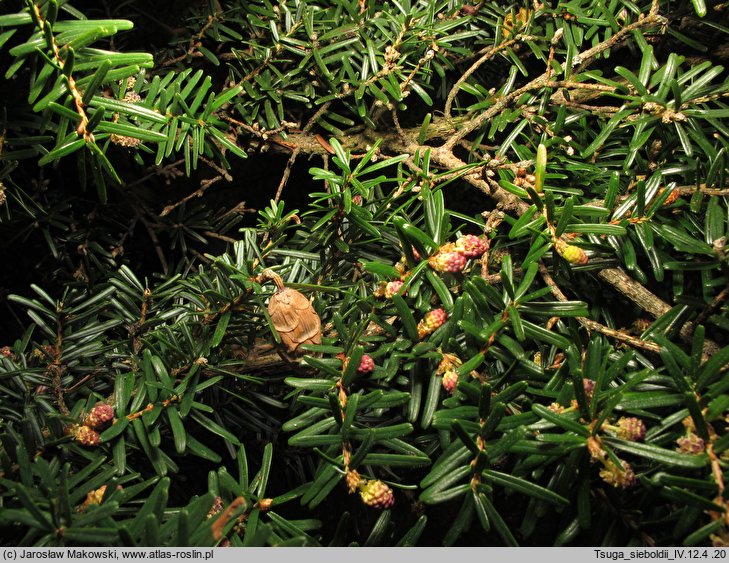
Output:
[{"xmin": 262, "ymin": 270, "xmax": 322, "ymax": 361}]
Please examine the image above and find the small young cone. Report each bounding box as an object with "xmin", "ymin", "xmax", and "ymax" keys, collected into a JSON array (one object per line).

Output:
[
  {"xmin": 454, "ymin": 235, "xmax": 488, "ymax": 258},
  {"xmin": 72, "ymin": 425, "xmax": 100, "ymax": 447},
  {"xmin": 384, "ymin": 280, "xmax": 405, "ymax": 299},
  {"xmin": 676, "ymin": 433, "xmax": 705, "ymax": 454},
  {"xmin": 359, "ymin": 479, "xmax": 394, "ymax": 509},
  {"xmin": 84, "ymin": 403, "xmax": 115, "ymax": 429},
  {"xmin": 429, "ymin": 251, "xmax": 467, "ymax": 273},
  {"xmin": 357, "ymin": 354, "xmax": 375, "ymax": 375},
  {"xmin": 346, "ymin": 469, "xmax": 362, "ymax": 493},
  {"xmin": 616, "ymin": 417, "xmax": 646, "ymax": 441},
  {"xmin": 599, "ymin": 459, "xmax": 636, "ymax": 489},
  {"xmin": 417, "ymin": 308, "xmax": 448, "ymax": 339},
  {"xmin": 555, "ymin": 239, "xmax": 588, "ymax": 265},
  {"xmin": 441, "ymin": 369, "xmax": 459, "ymax": 394},
  {"xmin": 79, "ymin": 485, "xmax": 108, "ymax": 512},
  {"xmin": 437, "ymin": 353, "xmax": 461, "ymax": 375}
]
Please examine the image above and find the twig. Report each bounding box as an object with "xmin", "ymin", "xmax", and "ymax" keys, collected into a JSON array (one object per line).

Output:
[
  {"xmin": 64, "ymin": 370, "xmax": 101, "ymax": 394},
  {"xmin": 598, "ymin": 268, "xmax": 671, "ymax": 319},
  {"xmin": 221, "ymin": 114, "xmax": 296, "ymax": 140},
  {"xmin": 598, "ymin": 268, "xmax": 720, "ymax": 357},
  {"xmin": 32, "ymin": 3, "xmax": 93, "ymax": 143},
  {"xmin": 160, "ymin": 174, "xmax": 225, "ymax": 217},
  {"xmin": 443, "ymin": 10, "xmax": 666, "ymax": 150},
  {"xmin": 391, "ymin": 108, "xmax": 406, "ymax": 142},
  {"xmin": 444, "ymin": 34, "xmax": 533, "ymax": 119},
  {"xmin": 557, "ymin": 100, "xmax": 621, "ymax": 116},
  {"xmin": 538, "ymin": 262, "xmax": 661, "ymax": 354},
  {"xmin": 547, "ymin": 81, "xmax": 618, "ymax": 94},
  {"xmin": 126, "ymin": 396, "xmax": 180, "ymax": 421},
  {"xmin": 677, "ymin": 184, "xmax": 729, "ymax": 196},
  {"xmin": 203, "ymin": 231, "xmax": 239, "ymax": 245},
  {"xmin": 123, "ymin": 160, "xmax": 186, "ymax": 190},
  {"xmin": 273, "ymin": 102, "xmax": 331, "ymax": 203},
  {"xmin": 49, "ymin": 309, "xmax": 69, "ymax": 416},
  {"xmin": 200, "ymin": 157, "xmax": 233, "ymax": 181},
  {"xmin": 424, "ymin": 146, "xmax": 530, "ymax": 214},
  {"xmin": 160, "ymin": 14, "xmax": 218, "ymax": 67},
  {"xmin": 692, "ymin": 285, "xmax": 729, "ymax": 331},
  {"xmin": 157, "ymin": 155, "xmax": 234, "ymax": 218}
]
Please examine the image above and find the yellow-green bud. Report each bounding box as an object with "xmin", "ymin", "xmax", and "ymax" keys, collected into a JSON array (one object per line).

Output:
[{"xmin": 555, "ymin": 239, "xmax": 588, "ymax": 265}]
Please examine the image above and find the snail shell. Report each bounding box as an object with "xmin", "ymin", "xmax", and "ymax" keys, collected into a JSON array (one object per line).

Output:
[{"xmin": 268, "ymin": 286, "xmax": 322, "ymax": 361}]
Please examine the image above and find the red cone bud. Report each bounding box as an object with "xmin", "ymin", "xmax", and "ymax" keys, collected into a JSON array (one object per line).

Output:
[
  {"xmin": 357, "ymin": 354, "xmax": 375, "ymax": 375},
  {"xmin": 84, "ymin": 403, "xmax": 115, "ymax": 429},
  {"xmin": 582, "ymin": 378, "xmax": 596, "ymax": 401}
]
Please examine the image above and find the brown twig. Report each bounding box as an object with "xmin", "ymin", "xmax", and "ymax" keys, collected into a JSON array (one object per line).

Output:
[
  {"xmin": 444, "ymin": 34, "xmax": 534, "ymax": 119},
  {"xmin": 677, "ymin": 184, "xmax": 729, "ymax": 196},
  {"xmin": 597, "ymin": 268, "xmax": 720, "ymax": 357},
  {"xmin": 391, "ymin": 108, "xmax": 406, "ymax": 143},
  {"xmin": 160, "ymin": 14, "xmax": 218, "ymax": 67},
  {"xmin": 160, "ymin": 174, "xmax": 225, "ymax": 217},
  {"xmin": 444, "ymin": 10, "xmax": 666, "ymax": 151},
  {"xmin": 126, "ymin": 396, "xmax": 180, "ymax": 421},
  {"xmin": 64, "ymin": 370, "xmax": 101, "ymax": 394},
  {"xmin": 538, "ymin": 262, "xmax": 661, "ymax": 354},
  {"xmin": 32, "ymin": 3, "xmax": 93, "ymax": 143},
  {"xmin": 47, "ymin": 306, "xmax": 70, "ymax": 416},
  {"xmin": 692, "ymin": 285, "xmax": 729, "ymax": 331},
  {"xmin": 273, "ymin": 102, "xmax": 332, "ymax": 203},
  {"xmin": 202, "ymin": 231, "xmax": 239, "ymax": 245},
  {"xmin": 158, "ymin": 156, "xmax": 235, "ymax": 220},
  {"xmin": 211, "ymin": 497, "xmax": 248, "ymax": 541},
  {"xmin": 123, "ymin": 160, "xmax": 186, "ymax": 190}
]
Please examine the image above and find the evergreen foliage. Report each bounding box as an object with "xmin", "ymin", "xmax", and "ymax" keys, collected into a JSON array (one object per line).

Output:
[{"xmin": 0, "ymin": 0, "xmax": 728, "ymax": 547}]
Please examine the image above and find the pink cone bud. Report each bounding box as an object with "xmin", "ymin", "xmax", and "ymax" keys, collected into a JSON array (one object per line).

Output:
[
  {"xmin": 357, "ymin": 354, "xmax": 375, "ymax": 375},
  {"xmin": 441, "ymin": 369, "xmax": 459, "ymax": 394},
  {"xmin": 429, "ymin": 244, "xmax": 467, "ymax": 273},
  {"xmin": 84, "ymin": 403, "xmax": 115, "ymax": 429},
  {"xmin": 582, "ymin": 378, "xmax": 596, "ymax": 401},
  {"xmin": 384, "ymin": 280, "xmax": 405, "ymax": 299},
  {"xmin": 417, "ymin": 308, "xmax": 448, "ymax": 339},
  {"xmin": 454, "ymin": 235, "xmax": 488, "ymax": 258}
]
